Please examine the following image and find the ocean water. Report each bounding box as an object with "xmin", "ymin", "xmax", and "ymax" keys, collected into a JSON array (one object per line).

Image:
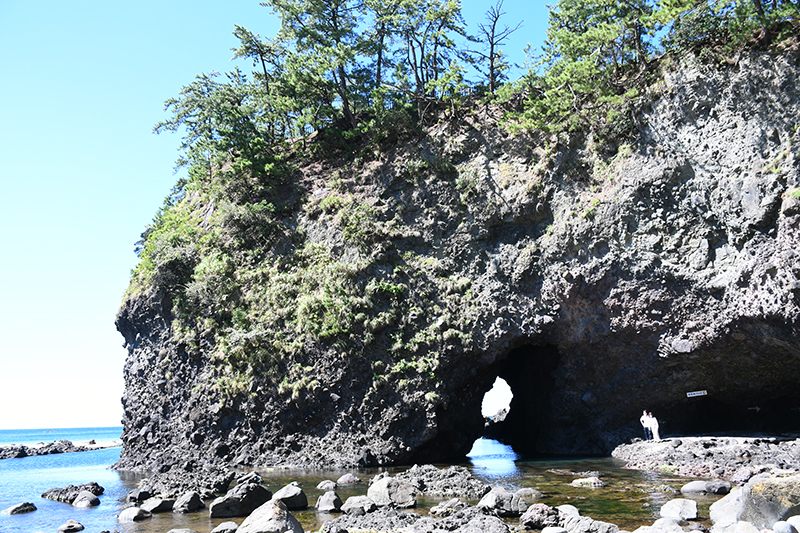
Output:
[
  {"xmin": 0, "ymin": 430, "xmax": 136, "ymax": 533},
  {"xmin": 0, "ymin": 430, "xmax": 722, "ymax": 533},
  {"xmin": 0, "ymin": 426, "xmax": 123, "ymax": 446}
]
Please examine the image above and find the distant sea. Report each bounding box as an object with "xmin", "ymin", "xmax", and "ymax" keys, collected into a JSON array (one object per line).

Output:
[
  {"xmin": 0, "ymin": 426, "xmax": 133, "ymax": 533},
  {"xmin": 0, "ymin": 426, "xmax": 123, "ymax": 446}
]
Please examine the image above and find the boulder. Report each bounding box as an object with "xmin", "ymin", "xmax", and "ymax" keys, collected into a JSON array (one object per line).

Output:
[
  {"xmin": 557, "ymin": 504, "xmax": 581, "ymax": 516},
  {"xmin": 317, "ymin": 479, "xmax": 337, "ymax": 491},
  {"xmin": 166, "ymin": 529, "xmax": 198, "ymax": 533},
  {"xmin": 395, "ymin": 464, "xmax": 491, "ymax": 498},
  {"xmin": 42, "ymin": 482, "xmax": 104, "ymax": 503},
  {"xmin": 458, "ymin": 512, "xmax": 510, "ymax": 533},
  {"xmin": 173, "ymin": 491, "xmax": 204, "ymax": 513},
  {"xmin": 560, "ymin": 511, "xmax": 620, "ymax": 533},
  {"xmin": 477, "ymin": 486, "xmax": 528, "ymax": 517},
  {"xmin": 211, "ymin": 521, "xmax": 240, "ymax": 533},
  {"xmin": 337, "ymin": 473, "xmax": 361, "ymax": 485},
  {"xmin": 141, "ymin": 498, "xmax": 175, "ymax": 513},
  {"xmin": 543, "ymin": 528, "xmax": 569, "ymax": 533},
  {"xmin": 72, "ymin": 490, "xmax": 101, "ymax": 508},
  {"xmin": 367, "ymin": 476, "xmax": 416, "ymax": 508},
  {"xmin": 660, "ymin": 498, "xmax": 698, "ymax": 520},
  {"xmin": 633, "ymin": 517, "xmax": 686, "ymax": 533},
  {"xmin": 119, "ymin": 506, "xmax": 152, "ymax": 522},
  {"xmin": 341, "ymin": 495, "xmax": 377, "ymax": 516},
  {"xmin": 682, "ymin": 480, "xmax": 731, "ymax": 495},
  {"xmin": 271, "ymin": 481, "xmax": 308, "ymax": 510},
  {"xmin": 710, "ymin": 475, "xmax": 800, "ymax": 529},
  {"xmin": 520, "ymin": 503, "xmax": 561, "ymax": 529},
  {"xmin": 57, "ymin": 520, "xmax": 85, "ymax": 533},
  {"xmin": 774, "ymin": 521, "xmax": 799, "ymax": 533},
  {"xmin": 127, "ymin": 487, "xmax": 152, "ymax": 502},
  {"xmin": 788, "ymin": 517, "xmax": 800, "ymax": 531},
  {"xmin": 237, "ymin": 471, "xmax": 263, "ymax": 485},
  {"xmin": 429, "ymin": 498, "xmax": 468, "ymax": 517},
  {"xmin": 315, "ymin": 490, "xmax": 343, "ymax": 513},
  {"xmin": 237, "ymin": 499, "xmax": 304, "ymax": 533},
  {"xmin": 210, "ymin": 482, "xmax": 272, "ymax": 518},
  {"xmin": 2, "ymin": 502, "xmax": 36, "ymax": 515},
  {"xmin": 571, "ymin": 477, "xmax": 605, "ymax": 488}
]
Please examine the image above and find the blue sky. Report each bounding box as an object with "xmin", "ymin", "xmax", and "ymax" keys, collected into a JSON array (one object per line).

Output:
[{"xmin": 0, "ymin": 0, "xmax": 548, "ymax": 430}]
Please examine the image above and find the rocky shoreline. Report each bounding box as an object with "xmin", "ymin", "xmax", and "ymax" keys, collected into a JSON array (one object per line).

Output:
[
  {"xmin": 0, "ymin": 438, "xmax": 122, "ymax": 460},
  {"xmin": 612, "ymin": 436, "xmax": 800, "ymax": 482},
  {"xmin": 4, "ymin": 437, "xmax": 799, "ymax": 533}
]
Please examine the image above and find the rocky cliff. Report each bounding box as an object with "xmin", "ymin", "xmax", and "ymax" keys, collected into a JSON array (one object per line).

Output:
[{"xmin": 115, "ymin": 49, "xmax": 800, "ymax": 473}]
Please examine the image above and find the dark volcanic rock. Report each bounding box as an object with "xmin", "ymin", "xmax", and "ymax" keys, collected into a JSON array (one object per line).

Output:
[
  {"xmin": 134, "ymin": 465, "xmax": 235, "ymax": 499},
  {"xmin": 42, "ymin": 482, "xmax": 105, "ymax": 504},
  {"xmin": 612, "ymin": 437, "xmax": 800, "ymax": 480},
  {"xmin": 272, "ymin": 481, "xmax": 308, "ymax": 510},
  {"xmin": 477, "ymin": 486, "xmax": 528, "ymax": 517},
  {"xmin": 173, "ymin": 491, "xmax": 204, "ymax": 513},
  {"xmin": 395, "ymin": 464, "xmax": 491, "ymax": 498},
  {"xmin": 115, "ymin": 49, "xmax": 800, "ymax": 472},
  {"xmin": 0, "ymin": 440, "xmax": 92, "ymax": 460},
  {"xmin": 209, "ymin": 482, "xmax": 272, "ymax": 518},
  {"xmin": 2, "ymin": 502, "xmax": 37, "ymax": 515}
]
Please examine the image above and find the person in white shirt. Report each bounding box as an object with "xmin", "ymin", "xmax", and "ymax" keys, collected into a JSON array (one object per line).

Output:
[
  {"xmin": 640, "ymin": 410, "xmax": 652, "ymax": 440},
  {"xmin": 647, "ymin": 412, "xmax": 660, "ymax": 440}
]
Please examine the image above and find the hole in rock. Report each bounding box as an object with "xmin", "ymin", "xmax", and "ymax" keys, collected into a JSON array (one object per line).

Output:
[
  {"xmin": 474, "ymin": 343, "xmax": 561, "ymax": 458},
  {"xmin": 482, "ymin": 377, "xmax": 512, "ymax": 418}
]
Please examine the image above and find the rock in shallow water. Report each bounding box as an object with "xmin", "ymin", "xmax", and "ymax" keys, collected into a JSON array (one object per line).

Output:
[
  {"xmin": 237, "ymin": 499, "xmax": 304, "ymax": 533},
  {"xmin": 660, "ymin": 498, "xmax": 698, "ymax": 520},
  {"xmin": 2, "ymin": 502, "xmax": 36, "ymax": 515},
  {"xmin": 367, "ymin": 475, "xmax": 416, "ymax": 508},
  {"xmin": 209, "ymin": 482, "xmax": 272, "ymax": 518},
  {"xmin": 118, "ymin": 506, "xmax": 151, "ymax": 522}
]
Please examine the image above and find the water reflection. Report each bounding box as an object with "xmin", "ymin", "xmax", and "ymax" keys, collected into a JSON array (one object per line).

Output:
[{"xmin": 467, "ymin": 437, "xmax": 522, "ymax": 480}]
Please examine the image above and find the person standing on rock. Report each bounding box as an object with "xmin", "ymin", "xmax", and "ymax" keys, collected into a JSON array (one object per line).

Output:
[
  {"xmin": 640, "ymin": 410, "xmax": 652, "ymax": 440},
  {"xmin": 648, "ymin": 412, "xmax": 660, "ymax": 440}
]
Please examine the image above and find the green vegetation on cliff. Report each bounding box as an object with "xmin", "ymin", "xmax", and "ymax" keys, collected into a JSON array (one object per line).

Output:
[{"xmin": 128, "ymin": 0, "xmax": 798, "ymax": 398}]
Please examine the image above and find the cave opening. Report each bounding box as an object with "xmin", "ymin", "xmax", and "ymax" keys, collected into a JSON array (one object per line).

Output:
[{"xmin": 473, "ymin": 343, "xmax": 561, "ymax": 458}]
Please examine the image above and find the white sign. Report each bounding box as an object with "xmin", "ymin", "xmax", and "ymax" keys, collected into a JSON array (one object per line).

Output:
[{"xmin": 686, "ymin": 390, "xmax": 708, "ymax": 398}]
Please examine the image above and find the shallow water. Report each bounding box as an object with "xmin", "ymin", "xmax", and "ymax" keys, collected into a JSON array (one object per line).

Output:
[{"xmin": 0, "ymin": 438, "xmax": 722, "ymax": 533}]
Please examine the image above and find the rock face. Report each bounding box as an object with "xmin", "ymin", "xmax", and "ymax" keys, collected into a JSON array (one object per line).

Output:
[{"xmin": 115, "ymin": 49, "xmax": 800, "ymax": 472}]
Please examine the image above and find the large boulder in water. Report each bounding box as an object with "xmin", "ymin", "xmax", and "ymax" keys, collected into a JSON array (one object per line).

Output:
[
  {"xmin": 237, "ymin": 499, "xmax": 304, "ymax": 533},
  {"xmin": 271, "ymin": 481, "xmax": 308, "ymax": 510},
  {"xmin": 367, "ymin": 475, "xmax": 416, "ymax": 508},
  {"xmin": 660, "ymin": 498, "xmax": 698, "ymax": 520},
  {"xmin": 118, "ymin": 507, "xmax": 152, "ymax": 522},
  {"xmin": 477, "ymin": 486, "xmax": 527, "ymax": 517},
  {"xmin": 520, "ymin": 503, "xmax": 561, "ymax": 529},
  {"xmin": 209, "ymin": 482, "xmax": 272, "ymax": 517},
  {"xmin": 315, "ymin": 490, "xmax": 343, "ymax": 513},
  {"xmin": 72, "ymin": 490, "xmax": 100, "ymax": 508},
  {"xmin": 42, "ymin": 482, "xmax": 104, "ymax": 503},
  {"xmin": 2, "ymin": 502, "xmax": 37, "ymax": 515},
  {"xmin": 173, "ymin": 491, "xmax": 204, "ymax": 513}
]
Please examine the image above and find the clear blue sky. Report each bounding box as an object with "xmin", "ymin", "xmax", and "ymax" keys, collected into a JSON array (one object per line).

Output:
[{"xmin": 0, "ymin": 0, "xmax": 549, "ymax": 430}]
